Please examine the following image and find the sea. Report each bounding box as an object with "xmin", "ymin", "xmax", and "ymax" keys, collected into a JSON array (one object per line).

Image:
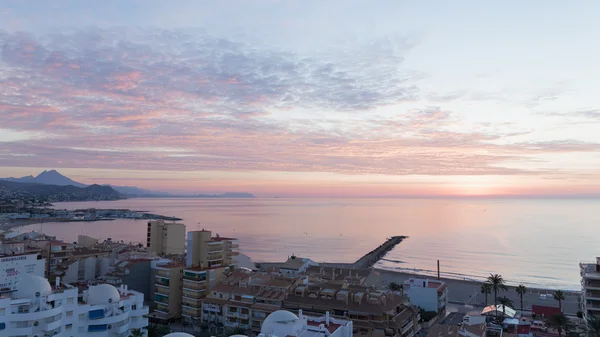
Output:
[{"xmin": 14, "ymin": 197, "xmax": 600, "ymax": 291}]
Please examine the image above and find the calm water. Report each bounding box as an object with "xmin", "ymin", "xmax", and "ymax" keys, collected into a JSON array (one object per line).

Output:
[{"xmin": 16, "ymin": 198, "xmax": 600, "ymax": 290}]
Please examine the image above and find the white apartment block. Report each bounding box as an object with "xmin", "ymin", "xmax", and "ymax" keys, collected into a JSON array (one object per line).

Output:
[
  {"xmin": 0, "ymin": 274, "xmax": 149, "ymax": 337},
  {"xmin": 403, "ymin": 278, "xmax": 448, "ymax": 316},
  {"xmin": 581, "ymin": 257, "xmax": 600, "ymax": 320}
]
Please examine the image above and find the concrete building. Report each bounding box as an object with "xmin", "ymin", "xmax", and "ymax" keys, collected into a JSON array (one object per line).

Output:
[
  {"xmin": 0, "ymin": 243, "xmax": 45, "ymax": 292},
  {"xmin": 147, "ymin": 220, "xmax": 186, "ymax": 255},
  {"xmin": 102, "ymin": 258, "xmax": 155, "ymax": 301},
  {"xmin": 202, "ymin": 270, "xmax": 299, "ymax": 335},
  {"xmin": 259, "ymin": 310, "xmax": 353, "ymax": 337},
  {"xmin": 181, "ymin": 266, "xmax": 227, "ymax": 323},
  {"xmin": 77, "ymin": 234, "xmax": 99, "ymax": 248},
  {"xmin": 426, "ymin": 323, "xmax": 486, "ymax": 337},
  {"xmin": 403, "ymin": 278, "xmax": 448, "ymax": 316},
  {"xmin": 186, "ymin": 230, "xmax": 238, "ymax": 268},
  {"xmin": 150, "ymin": 261, "xmax": 184, "ymax": 321},
  {"xmin": 0, "ymin": 274, "xmax": 149, "ymax": 337},
  {"xmin": 279, "ymin": 256, "xmax": 318, "ymax": 275},
  {"xmin": 284, "ymin": 282, "xmax": 420, "ymax": 337},
  {"xmin": 580, "ymin": 257, "xmax": 600, "ymax": 320}
]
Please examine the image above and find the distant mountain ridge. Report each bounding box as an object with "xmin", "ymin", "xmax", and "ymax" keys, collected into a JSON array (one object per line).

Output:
[
  {"xmin": 1, "ymin": 170, "xmax": 256, "ymax": 198},
  {"xmin": 0, "ymin": 180, "xmax": 122, "ymax": 201}
]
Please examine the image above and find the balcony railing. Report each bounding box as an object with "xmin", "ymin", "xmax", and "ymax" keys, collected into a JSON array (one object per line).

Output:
[
  {"xmin": 155, "ymin": 279, "xmax": 170, "ymax": 287},
  {"xmin": 183, "ymin": 281, "xmax": 206, "ymax": 291},
  {"xmin": 183, "ymin": 291, "xmax": 204, "ymax": 299},
  {"xmin": 155, "ymin": 287, "xmax": 169, "ymax": 296}
]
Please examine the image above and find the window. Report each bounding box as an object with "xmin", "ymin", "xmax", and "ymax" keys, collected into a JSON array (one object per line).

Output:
[
  {"xmin": 67, "ymin": 311, "xmax": 73, "ymax": 317},
  {"xmin": 66, "ymin": 324, "xmax": 73, "ymax": 330},
  {"xmin": 219, "ymin": 293, "xmax": 223, "ymax": 298}
]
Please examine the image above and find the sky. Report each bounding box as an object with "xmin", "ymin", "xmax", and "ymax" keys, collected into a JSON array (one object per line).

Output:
[{"xmin": 1, "ymin": 0, "xmax": 600, "ymax": 197}]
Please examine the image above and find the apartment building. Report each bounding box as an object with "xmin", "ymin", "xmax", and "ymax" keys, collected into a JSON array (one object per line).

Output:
[
  {"xmin": 403, "ymin": 278, "xmax": 448, "ymax": 316},
  {"xmin": 279, "ymin": 256, "xmax": 318, "ymax": 275},
  {"xmin": 147, "ymin": 219, "xmax": 186, "ymax": 255},
  {"xmin": 186, "ymin": 230, "xmax": 238, "ymax": 268},
  {"xmin": 0, "ymin": 241, "xmax": 45, "ymax": 292},
  {"xmin": 201, "ymin": 270, "xmax": 299, "ymax": 335},
  {"xmin": 151, "ymin": 261, "xmax": 184, "ymax": 321},
  {"xmin": 181, "ymin": 266, "xmax": 227, "ymax": 323},
  {"xmin": 580, "ymin": 257, "xmax": 600, "ymax": 319},
  {"xmin": 284, "ymin": 282, "xmax": 420, "ymax": 337},
  {"xmin": 0, "ymin": 274, "xmax": 148, "ymax": 337}
]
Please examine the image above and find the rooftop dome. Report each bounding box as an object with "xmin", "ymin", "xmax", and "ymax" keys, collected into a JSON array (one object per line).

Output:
[
  {"xmin": 164, "ymin": 334, "xmax": 195, "ymax": 337},
  {"xmin": 87, "ymin": 284, "xmax": 120, "ymax": 305},
  {"xmin": 14, "ymin": 274, "xmax": 52, "ymax": 299},
  {"xmin": 261, "ymin": 310, "xmax": 303, "ymax": 336}
]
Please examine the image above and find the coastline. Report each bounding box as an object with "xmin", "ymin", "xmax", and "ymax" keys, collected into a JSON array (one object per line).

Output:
[{"xmin": 367, "ymin": 268, "xmax": 581, "ymax": 315}]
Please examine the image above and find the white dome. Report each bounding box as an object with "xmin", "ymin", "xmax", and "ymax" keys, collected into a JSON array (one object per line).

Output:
[
  {"xmin": 87, "ymin": 284, "xmax": 120, "ymax": 305},
  {"xmin": 14, "ymin": 274, "xmax": 52, "ymax": 299},
  {"xmin": 164, "ymin": 334, "xmax": 195, "ymax": 337},
  {"xmin": 261, "ymin": 310, "xmax": 303, "ymax": 336}
]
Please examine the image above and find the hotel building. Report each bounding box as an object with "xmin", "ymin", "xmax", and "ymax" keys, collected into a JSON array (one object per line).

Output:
[{"xmin": 0, "ymin": 274, "xmax": 148, "ymax": 337}]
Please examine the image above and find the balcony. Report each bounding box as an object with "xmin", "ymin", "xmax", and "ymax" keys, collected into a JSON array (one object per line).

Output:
[
  {"xmin": 183, "ymin": 272, "xmax": 207, "ymax": 282},
  {"xmin": 586, "ymin": 281, "xmax": 600, "ymax": 290},
  {"xmin": 182, "ymin": 307, "xmax": 201, "ymax": 317},
  {"xmin": 155, "ymin": 279, "xmax": 170, "ymax": 287},
  {"xmin": 154, "ymin": 294, "xmax": 169, "ymax": 305},
  {"xmin": 155, "ymin": 287, "xmax": 169, "ymax": 296},
  {"xmin": 587, "ymin": 290, "xmax": 600, "ymax": 300},
  {"xmin": 183, "ymin": 280, "xmax": 206, "ymax": 291},
  {"xmin": 208, "ymin": 248, "xmax": 224, "ymax": 253},
  {"xmin": 183, "ymin": 291, "xmax": 204, "ymax": 300}
]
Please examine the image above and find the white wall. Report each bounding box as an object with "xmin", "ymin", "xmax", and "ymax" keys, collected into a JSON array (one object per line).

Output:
[{"xmin": 406, "ymin": 286, "xmax": 438, "ymax": 312}]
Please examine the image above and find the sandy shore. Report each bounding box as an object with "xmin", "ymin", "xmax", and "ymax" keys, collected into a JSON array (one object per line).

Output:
[{"xmin": 366, "ymin": 269, "xmax": 581, "ymax": 315}]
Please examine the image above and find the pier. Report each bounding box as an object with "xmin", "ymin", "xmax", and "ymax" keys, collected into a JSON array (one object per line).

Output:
[{"xmin": 352, "ymin": 236, "xmax": 406, "ymax": 269}]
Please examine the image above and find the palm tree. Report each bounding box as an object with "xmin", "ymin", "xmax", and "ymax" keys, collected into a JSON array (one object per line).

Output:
[
  {"xmin": 129, "ymin": 328, "xmax": 144, "ymax": 337},
  {"xmin": 498, "ymin": 296, "xmax": 514, "ymax": 318},
  {"xmin": 486, "ymin": 274, "xmax": 508, "ymax": 314},
  {"xmin": 554, "ymin": 290, "xmax": 566, "ymax": 311},
  {"xmin": 145, "ymin": 324, "xmax": 171, "ymax": 337},
  {"xmin": 481, "ymin": 283, "xmax": 492, "ymax": 306},
  {"xmin": 388, "ymin": 282, "xmax": 403, "ymax": 295},
  {"xmin": 587, "ymin": 315, "xmax": 600, "ymax": 337},
  {"xmin": 546, "ymin": 313, "xmax": 574, "ymax": 337},
  {"xmin": 516, "ymin": 285, "xmax": 527, "ymax": 313}
]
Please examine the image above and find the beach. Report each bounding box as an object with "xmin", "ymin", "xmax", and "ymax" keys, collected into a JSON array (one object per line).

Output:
[{"xmin": 366, "ymin": 269, "xmax": 581, "ymax": 315}]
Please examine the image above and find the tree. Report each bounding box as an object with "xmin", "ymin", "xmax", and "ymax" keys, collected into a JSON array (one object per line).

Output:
[
  {"xmin": 481, "ymin": 283, "xmax": 492, "ymax": 306},
  {"xmin": 587, "ymin": 315, "xmax": 600, "ymax": 337},
  {"xmin": 516, "ymin": 285, "xmax": 527, "ymax": 313},
  {"xmin": 145, "ymin": 324, "xmax": 171, "ymax": 337},
  {"xmin": 486, "ymin": 274, "xmax": 508, "ymax": 315},
  {"xmin": 554, "ymin": 290, "xmax": 566, "ymax": 311},
  {"xmin": 227, "ymin": 327, "xmax": 250, "ymax": 336},
  {"xmin": 129, "ymin": 329, "xmax": 144, "ymax": 337},
  {"xmin": 498, "ymin": 296, "xmax": 514, "ymax": 318},
  {"xmin": 388, "ymin": 282, "xmax": 404, "ymax": 295},
  {"xmin": 546, "ymin": 313, "xmax": 574, "ymax": 337}
]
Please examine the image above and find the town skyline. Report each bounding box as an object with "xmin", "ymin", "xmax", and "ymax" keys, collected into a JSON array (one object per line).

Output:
[{"xmin": 2, "ymin": 1, "xmax": 600, "ymax": 197}]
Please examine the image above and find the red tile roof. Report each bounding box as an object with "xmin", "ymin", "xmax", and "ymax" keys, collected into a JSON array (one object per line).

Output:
[{"xmin": 532, "ymin": 305, "xmax": 561, "ymax": 316}]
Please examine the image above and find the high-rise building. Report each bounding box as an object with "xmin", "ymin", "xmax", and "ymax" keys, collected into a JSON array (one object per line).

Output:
[
  {"xmin": 580, "ymin": 257, "xmax": 600, "ymax": 319},
  {"xmin": 186, "ymin": 230, "xmax": 238, "ymax": 268},
  {"xmin": 147, "ymin": 220, "xmax": 186, "ymax": 255},
  {"xmin": 151, "ymin": 261, "xmax": 185, "ymax": 322},
  {"xmin": 0, "ymin": 274, "xmax": 148, "ymax": 337}
]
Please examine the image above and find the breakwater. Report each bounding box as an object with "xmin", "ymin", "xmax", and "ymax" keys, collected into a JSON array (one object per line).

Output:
[{"xmin": 352, "ymin": 236, "xmax": 406, "ymax": 269}]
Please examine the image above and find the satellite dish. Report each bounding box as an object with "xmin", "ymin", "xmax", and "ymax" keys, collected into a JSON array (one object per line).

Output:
[{"xmin": 35, "ymin": 292, "xmax": 40, "ymax": 297}]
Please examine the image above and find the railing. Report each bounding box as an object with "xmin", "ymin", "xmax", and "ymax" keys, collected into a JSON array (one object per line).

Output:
[
  {"xmin": 155, "ymin": 279, "xmax": 170, "ymax": 287},
  {"xmin": 183, "ymin": 280, "xmax": 206, "ymax": 291},
  {"xmin": 183, "ymin": 291, "xmax": 204, "ymax": 299}
]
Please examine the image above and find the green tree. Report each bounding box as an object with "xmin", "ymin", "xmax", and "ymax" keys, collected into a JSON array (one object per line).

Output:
[
  {"xmin": 498, "ymin": 296, "xmax": 514, "ymax": 318},
  {"xmin": 388, "ymin": 282, "xmax": 404, "ymax": 295},
  {"xmin": 586, "ymin": 315, "xmax": 600, "ymax": 337},
  {"xmin": 481, "ymin": 283, "xmax": 492, "ymax": 306},
  {"xmin": 554, "ymin": 290, "xmax": 566, "ymax": 311},
  {"xmin": 486, "ymin": 274, "xmax": 508, "ymax": 315},
  {"xmin": 227, "ymin": 327, "xmax": 250, "ymax": 336},
  {"xmin": 516, "ymin": 285, "xmax": 527, "ymax": 313},
  {"xmin": 546, "ymin": 313, "xmax": 574, "ymax": 337},
  {"xmin": 145, "ymin": 324, "xmax": 171, "ymax": 337},
  {"xmin": 129, "ymin": 328, "xmax": 144, "ymax": 337}
]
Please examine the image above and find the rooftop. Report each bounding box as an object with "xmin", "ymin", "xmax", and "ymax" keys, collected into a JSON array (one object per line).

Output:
[
  {"xmin": 281, "ymin": 256, "xmax": 311, "ymax": 270},
  {"xmin": 426, "ymin": 324, "xmax": 487, "ymax": 337},
  {"xmin": 404, "ymin": 278, "xmax": 446, "ymax": 290}
]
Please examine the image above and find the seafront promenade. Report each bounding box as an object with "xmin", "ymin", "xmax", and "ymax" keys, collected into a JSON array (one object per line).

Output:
[{"xmin": 366, "ymin": 269, "xmax": 581, "ymax": 315}]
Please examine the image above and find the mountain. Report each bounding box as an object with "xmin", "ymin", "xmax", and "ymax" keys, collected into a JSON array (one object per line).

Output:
[
  {"xmin": 106, "ymin": 185, "xmax": 170, "ymax": 197},
  {"xmin": 3, "ymin": 170, "xmax": 85, "ymax": 187},
  {"xmin": 0, "ymin": 180, "xmax": 122, "ymax": 201}
]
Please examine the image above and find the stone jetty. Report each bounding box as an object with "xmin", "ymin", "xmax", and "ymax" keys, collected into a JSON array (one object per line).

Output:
[{"xmin": 352, "ymin": 236, "xmax": 406, "ymax": 269}]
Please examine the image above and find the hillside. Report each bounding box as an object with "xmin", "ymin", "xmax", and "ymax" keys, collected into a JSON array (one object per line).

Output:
[{"xmin": 0, "ymin": 180, "xmax": 123, "ymax": 202}]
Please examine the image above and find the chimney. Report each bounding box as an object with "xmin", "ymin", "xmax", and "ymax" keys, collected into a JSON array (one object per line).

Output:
[
  {"xmin": 326, "ymin": 311, "xmax": 330, "ymax": 325},
  {"xmin": 299, "ymin": 309, "xmax": 303, "ymax": 319}
]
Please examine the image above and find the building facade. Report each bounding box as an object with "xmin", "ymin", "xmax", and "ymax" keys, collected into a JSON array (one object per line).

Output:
[
  {"xmin": 403, "ymin": 278, "xmax": 448, "ymax": 316},
  {"xmin": 151, "ymin": 261, "xmax": 184, "ymax": 321},
  {"xmin": 259, "ymin": 310, "xmax": 353, "ymax": 337},
  {"xmin": 186, "ymin": 230, "xmax": 238, "ymax": 269},
  {"xmin": 580, "ymin": 257, "xmax": 600, "ymax": 319},
  {"xmin": 181, "ymin": 266, "xmax": 226, "ymax": 323},
  {"xmin": 147, "ymin": 220, "xmax": 186, "ymax": 255},
  {"xmin": 0, "ymin": 274, "xmax": 149, "ymax": 337},
  {"xmin": 0, "ymin": 245, "xmax": 45, "ymax": 292}
]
